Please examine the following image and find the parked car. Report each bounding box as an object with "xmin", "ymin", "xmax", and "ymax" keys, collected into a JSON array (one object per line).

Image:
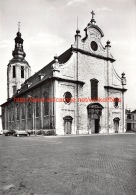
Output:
[
  {"xmin": 26, "ymin": 130, "xmax": 33, "ymax": 136},
  {"xmin": 42, "ymin": 130, "xmax": 55, "ymax": 136},
  {"xmin": 4, "ymin": 130, "xmax": 16, "ymax": 136},
  {"xmin": 0, "ymin": 130, "xmax": 3, "ymax": 135},
  {"xmin": 14, "ymin": 130, "xmax": 28, "ymax": 137}
]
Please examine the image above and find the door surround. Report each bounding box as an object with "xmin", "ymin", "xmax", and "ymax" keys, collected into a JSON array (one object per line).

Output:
[
  {"xmin": 87, "ymin": 103, "xmax": 104, "ymax": 134},
  {"xmin": 63, "ymin": 116, "xmax": 73, "ymax": 135}
]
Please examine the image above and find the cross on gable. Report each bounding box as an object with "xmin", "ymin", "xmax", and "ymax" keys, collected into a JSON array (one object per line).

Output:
[{"xmin": 91, "ymin": 11, "xmax": 95, "ymax": 19}]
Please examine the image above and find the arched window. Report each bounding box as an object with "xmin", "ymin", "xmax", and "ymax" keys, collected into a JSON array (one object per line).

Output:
[
  {"xmin": 22, "ymin": 104, "xmax": 25, "ymax": 119},
  {"xmin": 13, "ymin": 66, "xmax": 16, "ymax": 78},
  {"xmin": 28, "ymin": 103, "xmax": 31, "ymax": 119},
  {"xmin": 8, "ymin": 108, "xmax": 11, "ymax": 122},
  {"xmin": 12, "ymin": 106, "xmax": 14, "ymax": 121},
  {"xmin": 43, "ymin": 92, "xmax": 49, "ymax": 115},
  {"xmin": 16, "ymin": 104, "xmax": 19, "ymax": 120},
  {"xmin": 35, "ymin": 96, "xmax": 39, "ymax": 117},
  {"xmin": 21, "ymin": 66, "xmax": 24, "ymax": 78},
  {"xmin": 114, "ymin": 97, "xmax": 119, "ymax": 108},
  {"xmin": 13, "ymin": 85, "xmax": 16, "ymax": 95},
  {"xmin": 90, "ymin": 79, "xmax": 99, "ymax": 100}
]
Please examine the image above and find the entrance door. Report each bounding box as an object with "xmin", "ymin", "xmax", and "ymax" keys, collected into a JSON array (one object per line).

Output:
[
  {"xmin": 64, "ymin": 120, "xmax": 72, "ymax": 134},
  {"xmin": 95, "ymin": 119, "xmax": 99, "ymax": 133},
  {"xmin": 63, "ymin": 116, "xmax": 73, "ymax": 135},
  {"xmin": 87, "ymin": 103, "xmax": 103, "ymax": 134},
  {"xmin": 127, "ymin": 123, "xmax": 131, "ymax": 131},
  {"xmin": 113, "ymin": 118, "xmax": 120, "ymax": 133},
  {"xmin": 88, "ymin": 115, "xmax": 100, "ymax": 134}
]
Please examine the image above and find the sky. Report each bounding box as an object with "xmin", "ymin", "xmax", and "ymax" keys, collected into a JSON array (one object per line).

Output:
[{"xmin": 0, "ymin": 0, "xmax": 136, "ymax": 111}]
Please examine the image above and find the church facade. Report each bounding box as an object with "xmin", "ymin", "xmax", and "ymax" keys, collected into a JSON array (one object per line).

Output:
[{"xmin": 1, "ymin": 12, "xmax": 127, "ymax": 135}]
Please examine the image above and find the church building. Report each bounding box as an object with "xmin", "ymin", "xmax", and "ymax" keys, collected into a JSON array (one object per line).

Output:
[{"xmin": 1, "ymin": 12, "xmax": 127, "ymax": 135}]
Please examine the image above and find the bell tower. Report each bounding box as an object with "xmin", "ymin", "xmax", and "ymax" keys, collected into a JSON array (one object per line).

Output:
[{"xmin": 7, "ymin": 22, "xmax": 31, "ymax": 99}]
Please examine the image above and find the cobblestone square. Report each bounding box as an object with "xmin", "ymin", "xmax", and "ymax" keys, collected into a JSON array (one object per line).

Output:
[{"xmin": 0, "ymin": 134, "xmax": 136, "ymax": 195}]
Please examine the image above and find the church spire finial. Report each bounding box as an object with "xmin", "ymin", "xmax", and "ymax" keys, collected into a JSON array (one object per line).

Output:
[
  {"xmin": 91, "ymin": 11, "xmax": 95, "ymax": 19},
  {"xmin": 18, "ymin": 22, "xmax": 21, "ymax": 32},
  {"xmin": 90, "ymin": 10, "xmax": 96, "ymax": 24},
  {"xmin": 77, "ymin": 16, "xmax": 79, "ymax": 30},
  {"xmin": 17, "ymin": 22, "xmax": 21, "ymax": 37},
  {"xmin": 75, "ymin": 16, "xmax": 81, "ymax": 37}
]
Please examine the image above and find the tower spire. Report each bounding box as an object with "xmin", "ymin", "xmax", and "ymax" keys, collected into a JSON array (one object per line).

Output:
[{"xmin": 90, "ymin": 10, "xmax": 96, "ymax": 24}]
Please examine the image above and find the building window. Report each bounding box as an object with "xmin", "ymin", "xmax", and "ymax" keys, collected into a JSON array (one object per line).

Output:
[
  {"xmin": 13, "ymin": 66, "xmax": 16, "ymax": 78},
  {"xmin": 2, "ymin": 108, "xmax": 5, "ymax": 117},
  {"xmin": 114, "ymin": 97, "xmax": 119, "ymax": 108},
  {"xmin": 12, "ymin": 106, "xmax": 14, "ymax": 121},
  {"xmin": 28, "ymin": 103, "xmax": 31, "ymax": 118},
  {"xmin": 35, "ymin": 96, "xmax": 39, "ymax": 117},
  {"xmin": 22, "ymin": 104, "xmax": 25, "ymax": 119},
  {"xmin": 127, "ymin": 110, "xmax": 131, "ymax": 119},
  {"xmin": 8, "ymin": 108, "xmax": 11, "ymax": 122},
  {"xmin": 13, "ymin": 85, "xmax": 16, "ymax": 94},
  {"xmin": 64, "ymin": 92, "xmax": 72, "ymax": 104},
  {"xmin": 44, "ymin": 92, "xmax": 49, "ymax": 115},
  {"xmin": 91, "ymin": 41, "xmax": 98, "ymax": 51},
  {"xmin": 21, "ymin": 66, "xmax": 24, "ymax": 78},
  {"xmin": 16, "ymin": 105, "xmax": 19, "ymax": 120},
  {"xmin": 91, "ymin": 79, "xmax": 98, "ymax": 100}
]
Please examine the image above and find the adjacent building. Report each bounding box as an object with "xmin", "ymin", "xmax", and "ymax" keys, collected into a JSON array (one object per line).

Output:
[{"xmin": 126, "ymin": 109, "xmax": 136, "ymax": 132}]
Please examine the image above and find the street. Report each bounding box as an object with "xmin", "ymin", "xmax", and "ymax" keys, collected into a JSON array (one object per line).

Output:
[{"xmin": 0, "ymin": 134, "xmax": 136, "ymax": 195}]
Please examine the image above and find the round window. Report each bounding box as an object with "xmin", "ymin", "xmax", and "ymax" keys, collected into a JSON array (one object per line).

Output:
[
  {"xmin": 64, "ymin": 92, "xmax": 72, "ymax": 104},
  {"xmin": 91, "ymin": 41, "xmax": 98, "ymax": 51}
]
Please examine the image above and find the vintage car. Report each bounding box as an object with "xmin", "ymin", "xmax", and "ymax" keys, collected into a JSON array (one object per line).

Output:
[
  {"xmin": 4, "ymin": 130, "xmax": 28, "ymax": 137},
  {"xmin": 14, "ymin": 130, "xmax": 28, "ymax": 137},
  {"xmin": 4, "ymin": 130, "xmax": 16, "ymax": 136},
  {"xmin": 0, "ymin": 130, "xmax": 3, "ymax": 135}
]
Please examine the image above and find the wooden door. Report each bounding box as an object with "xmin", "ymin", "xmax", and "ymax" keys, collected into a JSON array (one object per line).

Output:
[
  {"xmin": 95, "ymin": 119, "xmax": 99, "ymax": 133},
  {"xmin": 64, "ymin": 120, "xmax": 72, "ymax": 134}
]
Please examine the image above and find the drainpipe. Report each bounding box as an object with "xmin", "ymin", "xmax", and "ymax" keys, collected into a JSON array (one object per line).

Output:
[
  {"xmin": 105, "ymin": 40, "xmax": 111, "ymax": 133},
  {"xmin": 121, "ymin": 72, "xmax": 126, "ymax": 132},
  {"xmin": 75, "ymin": 28, "xmax": 81, "ymax": 134}
]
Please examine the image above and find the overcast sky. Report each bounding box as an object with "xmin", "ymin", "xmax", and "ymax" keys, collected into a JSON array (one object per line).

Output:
[{"xmin": 0, "ymin": 0, "xmax": 136, "ymax": 111}]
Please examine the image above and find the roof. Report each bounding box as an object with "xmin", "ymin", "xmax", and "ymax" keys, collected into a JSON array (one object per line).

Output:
[
  {"xmin": 21, "ymin": 47, "xmax": 73, "ymax": 92},
  {"xmin": 131, "ymin": 109, "xmax": 136, "ymax": 114},
  {"xmin": 1, "ymin": 47, "xmax": 73, "ymax": 107},
  {"xmin": 1, "ymin": 43, "xmax": 117, "ymax": 107},
  {"xmin": 9, "ymin": 58, "xmax": 29, "ymax": 65}
]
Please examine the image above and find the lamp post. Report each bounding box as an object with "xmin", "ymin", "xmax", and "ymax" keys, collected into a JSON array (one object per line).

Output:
[{"xmin": 121, "ymin": 72, "xmax": 126, "ymax": 132}]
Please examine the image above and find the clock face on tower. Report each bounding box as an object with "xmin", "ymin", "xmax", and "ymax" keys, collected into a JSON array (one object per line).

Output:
[{"xmin": 91, "ymin": 41, "xmax": 98, "ymax": 51}]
